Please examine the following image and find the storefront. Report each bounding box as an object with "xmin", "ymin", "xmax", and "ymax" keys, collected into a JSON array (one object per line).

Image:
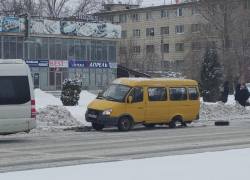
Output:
[{"xmin": 0, "ymin": 16, "xmax": 120, "ymax": 90}]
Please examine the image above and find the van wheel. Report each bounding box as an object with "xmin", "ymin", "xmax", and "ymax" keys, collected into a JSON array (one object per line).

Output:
[
  {"xmin": 169, "ymin": 121, "xmax": 176, "ymax": 128},
  {"xmin": 143, "ymin": 124, "xmax": 156, "ymax": 128},
  {"xmin": 118, "ymin": 117, "xmax": 131, "ymax": 131},
  {"xmin": 92, "ymin": 123, "xmax": 105, "ymax": 131}
]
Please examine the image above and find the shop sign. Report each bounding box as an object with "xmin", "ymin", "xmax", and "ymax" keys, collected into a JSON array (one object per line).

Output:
[
  {"xmin": 25, "ymin": 60, "xmax": 49, "ymax": 67},
  {"xmin": 109, "ymin": 63, "xmax": 117, "ymax": 69},
  {"xmin": 69, "ymin": 61, "xmax": 113, "ymax": 68},
  {"xmin": 49, "ymin": 60, "xmax": 68, "ymax": 67}
]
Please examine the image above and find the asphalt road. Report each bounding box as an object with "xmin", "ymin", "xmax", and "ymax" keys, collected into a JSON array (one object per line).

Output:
[{"xmin": 1, "ymin": 120, "xmax": 250, "ymax": 173}]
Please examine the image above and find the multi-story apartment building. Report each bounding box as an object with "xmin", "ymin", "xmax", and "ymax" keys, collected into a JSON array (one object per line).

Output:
[{"xmin": 97, "ymin": 1, "xmax": 250, "ymax": 82}]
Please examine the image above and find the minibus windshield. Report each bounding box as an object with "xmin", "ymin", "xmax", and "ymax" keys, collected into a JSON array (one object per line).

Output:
[{"xmin": 97, "ymin": 84, "xmax": 132, "ymax": 102}]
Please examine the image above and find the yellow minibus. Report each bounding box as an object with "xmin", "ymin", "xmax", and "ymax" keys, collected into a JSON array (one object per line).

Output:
[{"xmin": 86, "ymin": 78, "xmax": 200, "ymax": 131}]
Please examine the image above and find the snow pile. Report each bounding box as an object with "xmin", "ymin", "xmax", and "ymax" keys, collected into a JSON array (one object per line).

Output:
[
  {"xmin": 200, "ymin": 102, "xmax": 250, "ymax": 121},
  {"xmin": 37, "ymin": 105, "xmax": 81, "ymax": 126},
  {"xmin": 35, "ymin": 89, "xmax": 62, "ymax": 109}
]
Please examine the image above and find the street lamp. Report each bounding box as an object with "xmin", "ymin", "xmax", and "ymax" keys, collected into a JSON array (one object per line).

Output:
[{"xmin": 19, "ymin": 12, "xmax": 31, "ymax": 40}]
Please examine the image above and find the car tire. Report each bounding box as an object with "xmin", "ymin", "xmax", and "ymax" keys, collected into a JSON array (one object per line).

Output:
[
  {"xmin": 118, "ymin": 116, "xmax": 131, "ymax": 131},
  {"xmin": 143, "ymin": 124, "xmax": 156, "ymax": 128},
  {"xmin": 168, "ymin": 121, "xmax": 176, "ymax": 128},
  {"xmin": 215, "ymin": 121, "xmax": 230, "ymax": 126},
  {"xmin": 92, "ymin": 123, "xmax": 105, "ymax": 131}
]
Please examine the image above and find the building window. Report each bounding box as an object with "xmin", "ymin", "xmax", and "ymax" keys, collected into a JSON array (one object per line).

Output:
[
  {"xmin": 161, "ymin": 44, "xmax": 169, "ymax": 53},
  {"xmin": 164, "ymin": 61, "xmax": 169, "ymax": 68},
  {"xmin": 146, "ymin": 45, "xmax": 154, "ymax": 53},
  {"xmin": 119, "ymin": 14, "xmax": 126, "ymax": 23},
  {"xmin": 146, "ymin": 11, "xmax": 154, "ymax": 20},
  {"xmin": 191, "ymin": 24, "xmax": 201, "ymax": 33},
  {"xmin": 161, "ymin": 27, "xmax": 169, "ymax": 35},
  {"xmin": 133, "ymin": 13, "xmax": 140, "ymax": 21},
  {"xmin": 191, "ymin": 7, "xmax": 200, "ymax": 15},
  {"xmin": 176, "ymin": 60, "xmax": 184, "ymax": 67},
  {"xmin": 148, "ymin": 88, "xmax": 167, "ymax": 101},
  {"xmin": 146, "ymin": 28, "xmax": 154, "ymax": 36},
  {"xmin": 133, "ymin": 29, "xmax": 140, "ymax": 37},
  {"xmin": 107, "ymin": 15, "xmax": 114, "ymax": 22},
  {"xmin": 133, "ymin": 46, "xmax": 140, "ymax": 54},
  {"xmin": 245, "ymin": 0, "xmax": 250, "ymax": 9},
  {"xmin": 119, "ymin": 47, "xmax": 127, "ymax": 55},
  {"xmin": 177, "ymin": 8, "xmax": 184, "ymax": 17},
  {"xmin": 176, "ymin": 25, "xmax": 184, "ymax": 34},
  {"xmin": 175, "ymin": 43, "xmax": 184, "ymax": 52},
  {"xmin": 121, "ymin": 30, "xmax": 127, "ymax": 38},
  {"xmin": 161, "ymin": 10, "xmax": 168, "ymax": 18},
  {"xmin": 191, "ymin": 42, "xmax": 202, "ymax": 51}
]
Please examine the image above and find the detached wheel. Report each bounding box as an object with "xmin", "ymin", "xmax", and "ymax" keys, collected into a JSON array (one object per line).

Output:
[
  {"xmin": 168, "ymin": 121, "xmax": 176, "ymax": 128},
  {"xmin": 215, "ymin": 121, "xmax": 230, "ymax": 126},
  {"xmin": 118, "ymin": 116, "xmax": 131, "ymax": 131},
  {"xmin": 92, "ymin": 123, "xmax": 105, "ymax": 131},
  {"xmin": 143, "ymin": 124, "xmax": 156, "ymax": 128}
]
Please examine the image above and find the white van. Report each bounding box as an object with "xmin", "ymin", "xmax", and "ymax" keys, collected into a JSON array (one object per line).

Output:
[{"xmin": 0, "ymin": 59, "xmax": 36, "ymax": 135}]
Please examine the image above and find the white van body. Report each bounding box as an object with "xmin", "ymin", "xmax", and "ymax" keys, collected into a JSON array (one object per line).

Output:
[{"xmin": 0, "ymin": 59, "xmax": 36, "ymax": 135}]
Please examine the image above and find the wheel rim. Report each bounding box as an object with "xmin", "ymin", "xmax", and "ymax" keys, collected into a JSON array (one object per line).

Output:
[{"xmin": 121, "ymin": 118, "xmax": 130, "ymax": 130}]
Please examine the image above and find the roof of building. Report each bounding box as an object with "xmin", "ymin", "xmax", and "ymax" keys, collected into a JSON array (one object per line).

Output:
[
  {"xmin": 97, "ymin": 2, "xmax": 194, "ymax": 15},
  {"xmin": 112, "ymin": 77, "xmax": 198, "ymax": 87}
]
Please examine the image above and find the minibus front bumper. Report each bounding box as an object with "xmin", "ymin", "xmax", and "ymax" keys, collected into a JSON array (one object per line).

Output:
[{"xmin": 85, "ymin": 112, "xmax": 119, "ymax": 126}]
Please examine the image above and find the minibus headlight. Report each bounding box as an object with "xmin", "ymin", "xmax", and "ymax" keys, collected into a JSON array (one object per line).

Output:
[{"xmin": 102, "ymin": 109, "xmax": 112, "ymax": 115}]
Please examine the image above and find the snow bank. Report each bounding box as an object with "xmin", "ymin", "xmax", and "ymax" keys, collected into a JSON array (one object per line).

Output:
[
  {"xmin": 200, "ymin": 102, "xmax": 250, "ymax": 121},
  {"xmin": 34, "ymin": 89, "xmax": 96, "ymax": 132},
  {"xmin": 1, "ymin": 148, "xmax": 250, "ymax": 180}
]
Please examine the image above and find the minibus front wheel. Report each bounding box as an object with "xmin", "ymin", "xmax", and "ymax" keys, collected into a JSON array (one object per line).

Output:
[
  {"xmin": 168, "ymin": 121, "xmax": 176, "ymax": 128},
  {"xmin": 118, "ymin": 116, "xmax": 131, "ymax": 131}
]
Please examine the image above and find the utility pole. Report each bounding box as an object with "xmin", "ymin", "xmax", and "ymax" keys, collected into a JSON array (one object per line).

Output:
[{"xmin": 161, "ymin": 35, "xmax": 164, "ymax": 77}]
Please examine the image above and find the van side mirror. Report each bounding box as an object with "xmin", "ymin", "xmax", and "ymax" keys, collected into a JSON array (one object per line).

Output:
[
  {"xmin": 97, "ymin": 91, "xmax": 100, "ymax": 96},
  {"xmin": 129, "ymin": 96, "xmax": 133, "ymax": 104}
]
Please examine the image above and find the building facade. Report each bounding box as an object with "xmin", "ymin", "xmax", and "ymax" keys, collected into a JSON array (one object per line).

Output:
[
  {"xmin": 0, "ymin": 16, "xmax": 121, "ymax": 90},
  {"xmin": 97, "ymin": 1, "xmax": 250, "ymax": 81}
]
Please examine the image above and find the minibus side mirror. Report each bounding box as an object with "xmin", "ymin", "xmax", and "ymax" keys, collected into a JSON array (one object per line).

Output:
[
  {"xmin": 129, "ymin": 96, "xmax": 133, "ymax": 104},
  {"xmin": 97, "ymin": 91, "xmax": 100, "ymax": 96}
]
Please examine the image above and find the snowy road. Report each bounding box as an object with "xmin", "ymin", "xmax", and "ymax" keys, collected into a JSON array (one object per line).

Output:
[{"xmin": 1, "ymin": 121, "xmax": 250, "ymax": 173}]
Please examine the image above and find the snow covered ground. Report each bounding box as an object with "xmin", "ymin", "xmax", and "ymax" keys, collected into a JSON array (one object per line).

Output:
[
  {"xmin": 1, "ymin": 148, "xmax": 250, "ymax": 180},
  {"xmin": 34, "ymin": 90, "xmax": 250, "ymax": 132}
]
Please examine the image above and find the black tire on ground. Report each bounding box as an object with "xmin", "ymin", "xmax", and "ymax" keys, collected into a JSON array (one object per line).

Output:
[
  {"xmin": 118, "ymin": 116, "xmax": 131, "ymax": 131},
  {"xmin": 92, "ymin": 123, "xmax": 105, "ymax": 131},
  {"xmin": 181, "ymin": 121, "xmax": 187, "ymax": 127},
  {"xmin": 215, "ymin": 121, "xmax": 230, "ymax": 126},
  {"xmin": 143, "ymin": 124, "xmax": 156, "ymax": 128},
  {"xmin": 168, "ymin": 121, "xmax": 176, "ymax": 128}
]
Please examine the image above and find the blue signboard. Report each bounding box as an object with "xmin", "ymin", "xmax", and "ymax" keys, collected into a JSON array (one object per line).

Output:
[
  {"xmin": 69, "ymin": 60, "xmax": 111, "ymax": 68},
  {"xmin": 25, "ymin": 60, "xmax": 49, "ymax": 67}
]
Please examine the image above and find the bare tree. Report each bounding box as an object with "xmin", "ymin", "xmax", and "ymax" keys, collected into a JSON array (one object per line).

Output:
[
  {"xmin": 140, "ymin": 45, "xmax": 159, "ymax": 74},
  {"xmin": 118, "ymin": 37, "xmax": 140, "ymax": 69},
  {"xmin": 74, "ymin": 0, "xmax": 102, "ymax": 15},
  {"xmin": 41, "ymin": 0, "xmax": 70, "ymax": 18}
]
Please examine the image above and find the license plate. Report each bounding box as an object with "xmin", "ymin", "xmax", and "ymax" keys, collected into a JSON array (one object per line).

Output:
[{"xmin": 89, "ymin": 114, "xmax": 97, "ymax": 118}]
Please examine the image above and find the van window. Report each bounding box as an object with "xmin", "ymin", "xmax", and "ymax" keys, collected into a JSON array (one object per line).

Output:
[
  {"xmin": 188, "ymin": 87, "xmax": 198, "ymax": 100},
  {"xmin": 170, "ymin": 87, "xmax": 187, "ymax": 101},
  {"xmin": 128, "ymin": 88, "xmax": 143, "ymax": 103},
  {"xmin": 148, "ymin": 88, "xmax": 167, "ymax": 101},
  {"xmin": 0, "ymin": 76, "xmax": 31, "ymax": 105}
]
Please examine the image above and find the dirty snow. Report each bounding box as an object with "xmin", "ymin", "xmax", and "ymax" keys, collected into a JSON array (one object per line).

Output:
[
  {"xmin": 34, "ymin": 89, "xmax": 96, "ymax": 132},
  {"xmin": 1, "ymin": 148, "xmax": 250, "ymax": 180}
]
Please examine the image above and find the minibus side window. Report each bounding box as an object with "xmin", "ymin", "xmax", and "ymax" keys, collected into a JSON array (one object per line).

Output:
[
  {"xmin": 169, "ymin": 87, "xmax": 187, "ymax": 101},
  {"xmin": 128, "ymin": 88, "xmax": 143, "ymax": 103},
  {"xmin": 188, "ymin": 87, "xmax": 198, "ymax": 100},
  {"xmin": 148, "ymin": 88, "xmax": 167, "ymax": 101}
]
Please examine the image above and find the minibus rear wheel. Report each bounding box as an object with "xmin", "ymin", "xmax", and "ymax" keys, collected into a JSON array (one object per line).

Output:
[
  {"xmin": 92, "ymin": 123, "xmax": 105, "ymax": 131},
  {"xmin": 168, "ymin": 121, "xmax": 176, "ymax": 128},
  {"xmin": 118, "ymin": 116, "xmax": 131, "ymax": 131}
]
